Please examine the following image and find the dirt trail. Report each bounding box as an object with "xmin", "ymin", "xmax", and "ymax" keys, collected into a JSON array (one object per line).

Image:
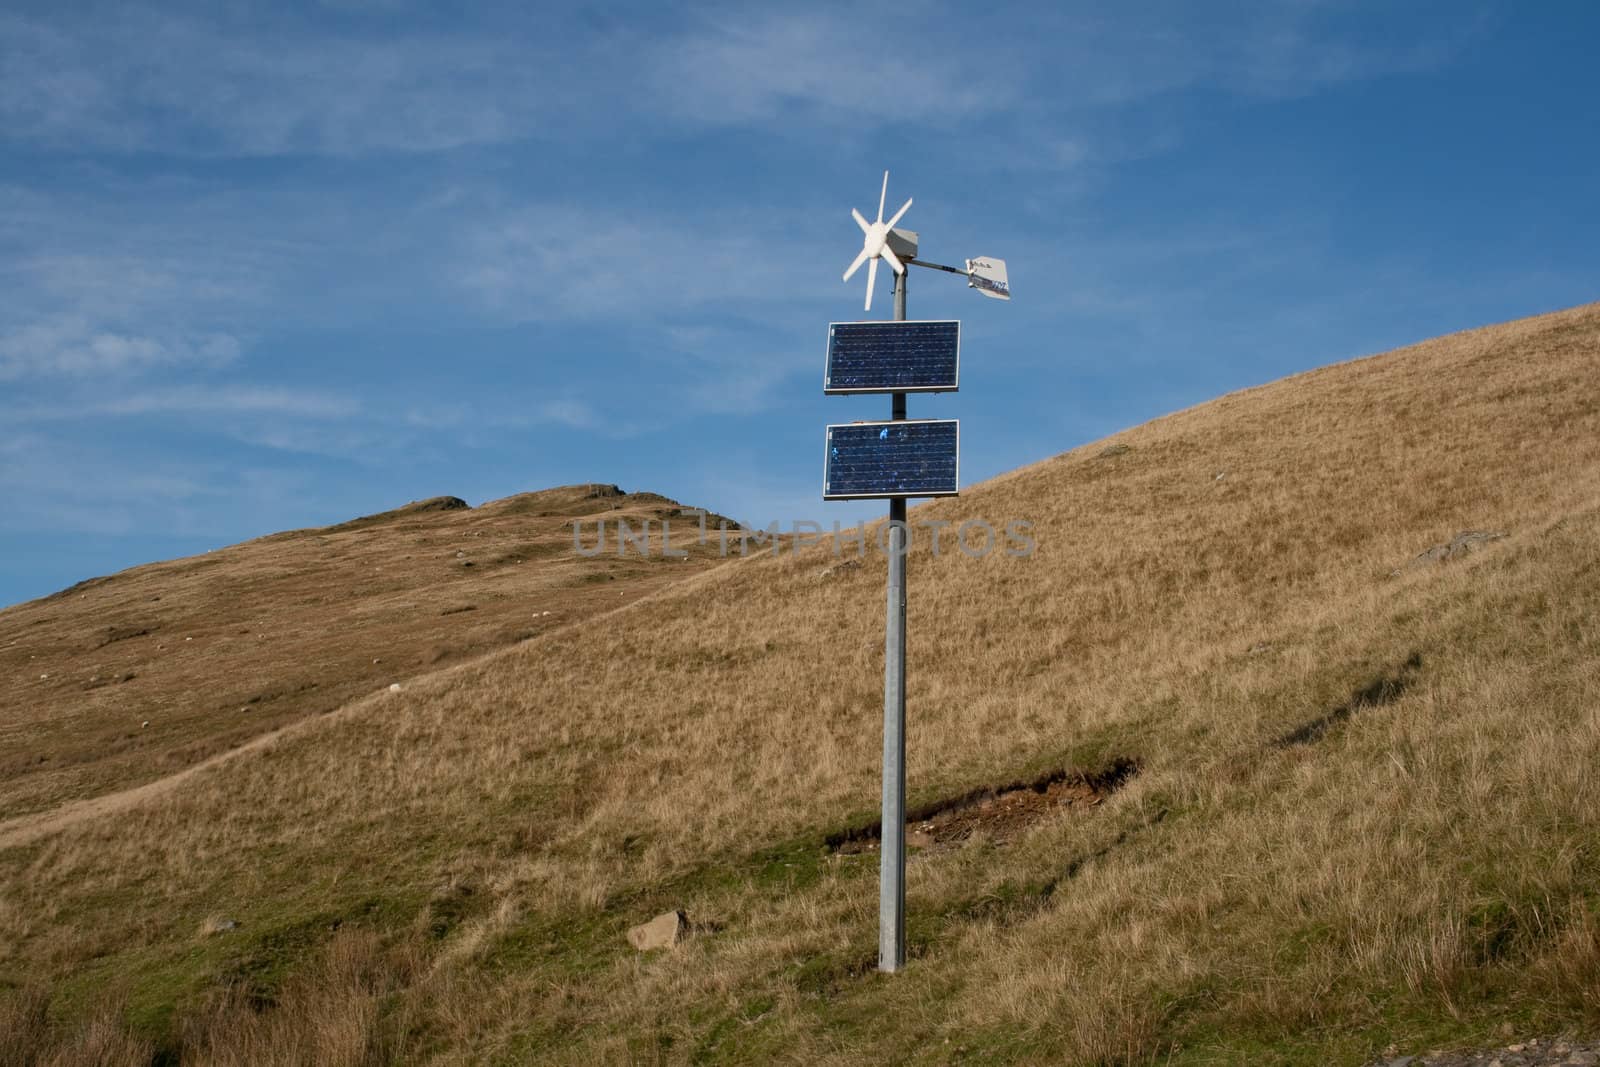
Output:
[
  {"xmin": 0, "ymin": 720, "xmax": 298, "ymax": 849},
  {"xmin": 0, "ymin": 556, "xmax": 748, "ymax": 852}
]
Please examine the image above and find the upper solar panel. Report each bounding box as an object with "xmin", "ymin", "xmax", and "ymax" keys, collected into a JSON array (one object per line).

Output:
[
  {"xmin": 823, "ymin": 419, "xmax": 959, "ymax": 500},
  {"xmin": 824, "ymin": 320, "xmax": 960, "ymax": 394}
]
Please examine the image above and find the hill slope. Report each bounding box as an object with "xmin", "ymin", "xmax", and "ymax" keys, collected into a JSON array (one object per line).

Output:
[
  {"xmin": 4, "ymin": 305, "xmax": 1600, "ymax": 1064},
  {"xmin": 0, "ymin": 484, "xmax": 733, "ymax": 826}
]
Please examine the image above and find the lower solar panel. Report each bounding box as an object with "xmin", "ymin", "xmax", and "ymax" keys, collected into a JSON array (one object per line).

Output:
[{"xmin": 823, "ymin": 420, "xmax": 959, "ymax": 500}]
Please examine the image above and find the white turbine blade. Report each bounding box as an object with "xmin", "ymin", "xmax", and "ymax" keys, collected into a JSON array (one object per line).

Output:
[
  {"xmin": 843, "ymin": 245, "xmax": 871, "ymax": 282},
  {"xmin": 852, "ymin": 208, "xmax": 871, "ymax": 235},
  {"xmin": 877, "ymin": 171, "xmax": 889, "ymax": 222},
  {"xmin": 880, "ymin": 244, "xmax": 904, "ymax": 275},
  {"xmin": 885, "ymin": 197, "xmax": 913, "ymax": 231},
  {"xmin": 865, "ymin": 256, "xmax": 879, "ymax": 311}
]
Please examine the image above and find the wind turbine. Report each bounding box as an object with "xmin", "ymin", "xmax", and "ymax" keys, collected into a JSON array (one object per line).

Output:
[
  {"xmin": 842, "ymin": 171, "xmax": 913, "ymax": 312},
  {"xmin": 828, "ymin": 169, "xmax": 1013, "ymax": 975}
]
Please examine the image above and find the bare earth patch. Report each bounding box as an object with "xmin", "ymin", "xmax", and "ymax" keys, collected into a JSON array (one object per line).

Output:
[{"xmin": 830, "ymin": 758, "xmax": 1139, "ymax": 854}]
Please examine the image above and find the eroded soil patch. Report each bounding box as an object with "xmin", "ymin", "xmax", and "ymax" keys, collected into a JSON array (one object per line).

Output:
[{"xmin": 828, "ymin": 758, "xmax": 1138, "ymax": 855}]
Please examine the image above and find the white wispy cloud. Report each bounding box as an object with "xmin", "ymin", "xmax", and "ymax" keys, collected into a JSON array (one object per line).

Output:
[
  {"xmin": 0, "ymin": 316, "xmax": 240, "ymax": 380},
  {"xmin": 23, "ymin": 251, "xmax": 259, "ymax": 315},
  {"xmin": 645, "ymin": 8, "xmax": 1013, "ymax": 126},
  {"xmin": 0, "ymin": 4, "xmax": 774, "ymax": 159},
  {"xmin": 533, "ymin": 398, "xmax": 599, "ymax": 430},
  {"xmin": 455, "ymin": 202, "xmax": 822, "ymax": 322},
  {"xmin": 92, "ymin": 385, "xmax": 356, "ymax": 419},
  {"xmin": 645, "ymin": 1, "xmax": 1479, "ymax": 133},
  {"xmin": 0, "ymin": 190, "xmax": 275, "ymax": 383},
  {"xmin": 0, "ymin": 429, "xmax": 331, "ymax": 538},
  {"xmin": 0, "ymin": 2, "xmax": 1479, "ymax": 159},
  {"xmin": 0, "ymin": 431, "xmax": 213, "ymax": 535},
  {"xmin": 0, "ymin": 7, "xmax": 566, "ymax": 156}
]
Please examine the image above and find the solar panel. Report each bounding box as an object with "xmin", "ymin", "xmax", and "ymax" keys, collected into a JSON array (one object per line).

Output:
[
  {"xmin": 823, "ymin": 420, "xmax": 959, "ymax": 500},
  {"xmin": 824, "ymin": 320, "xmax": 960, "ymax": 394}
]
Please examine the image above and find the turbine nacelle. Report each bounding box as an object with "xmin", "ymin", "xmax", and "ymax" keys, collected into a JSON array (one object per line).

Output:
[{"xmin": 842, "ymin": 171, "xmax": 913, "ymax": 312}]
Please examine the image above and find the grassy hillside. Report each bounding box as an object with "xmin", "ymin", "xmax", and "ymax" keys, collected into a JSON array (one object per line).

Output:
[
  {"xmin": 4, "ymin": 304, "xmax": 1600, "ymax": 1064},
  {"xmin": 0, "ymin": 484, "xmax": 733, "ymax": 830}
]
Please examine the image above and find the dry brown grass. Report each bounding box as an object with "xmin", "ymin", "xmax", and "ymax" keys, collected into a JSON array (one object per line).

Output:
[
  {"xmin": 0, "ymin": 985, "xmax": 52, "ymax": 1066},
  {"xmin": 0, "ymin": 484, "xmax": 731, "ymax": 827},
  {"xmin": 1, "ymin": 986, "xmax": 153, "ymax": 1067},
  {"xmin": 175, "ymin": 928, "xmax": 415, "ymax": 1067},
  {"xmin": 4, "ymin": 303, "xmax": 1600, "ymax": 1063}
]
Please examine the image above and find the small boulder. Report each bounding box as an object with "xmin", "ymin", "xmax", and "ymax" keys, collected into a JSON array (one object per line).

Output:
[{"xmin": 627, "ymin": 910, "xmax": 687, "ymax": 951}]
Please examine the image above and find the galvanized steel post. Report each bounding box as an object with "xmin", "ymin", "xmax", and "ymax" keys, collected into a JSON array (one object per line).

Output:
[{"xmin": 880, "ymin": 268, "xmax": 909, "ymax": 972}]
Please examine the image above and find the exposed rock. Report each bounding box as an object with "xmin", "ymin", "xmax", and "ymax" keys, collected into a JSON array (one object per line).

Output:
[
  {"xmin": 325, "ymin": 496, "xmax": 469, "ymax": 533},
  {"xmin": 818, "ymin": 559, "xmax": 863, "ymax": 580},
  {"xmin": 627, "ymin": 910, "xmax": 687, "ymax": 951},
  {"xmin": 412, "ymin": 496, "xmax": 469, "ymax": 512},
  {"xmin": 1411, "ymin": 530, "xmax": 1508, "ymax": 568}
]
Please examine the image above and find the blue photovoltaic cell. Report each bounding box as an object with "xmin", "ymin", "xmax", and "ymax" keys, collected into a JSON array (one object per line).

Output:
[
  {"xmin": 823, "ymin": 420, "xmax": 959, "ymax": 500},
  {"xmin": 824, "ymin": 320, "xmax": 959, "ymax": 394}
]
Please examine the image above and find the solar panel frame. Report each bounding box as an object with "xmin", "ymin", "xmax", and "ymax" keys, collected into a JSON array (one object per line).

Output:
[
  {"xmin": 822, "ymin": 419, "xmax": 960, "ymax": 500},
  {"xmin": 823, "ymin": 320, "xmax": 960, "ymax": 395}
]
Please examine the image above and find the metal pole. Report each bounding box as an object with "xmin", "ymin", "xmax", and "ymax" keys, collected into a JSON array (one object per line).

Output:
[{"xmin": 880, "ymin": 268, "xmax": 908, "ymax": 973}]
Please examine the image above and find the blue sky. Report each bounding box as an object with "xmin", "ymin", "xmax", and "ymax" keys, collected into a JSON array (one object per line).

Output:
[{"xmin": 3, "ymin": 1, "xmax": 1598, "ymax": 607}]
